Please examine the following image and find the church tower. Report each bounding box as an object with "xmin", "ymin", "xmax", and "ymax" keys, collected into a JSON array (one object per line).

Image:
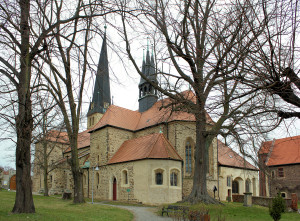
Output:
[
  {"xmin": 87, "ymin": 29, "xmax": 111, "ymax": 129},
  {"xmin": 138, "ymin": 46, "xmax": 158, "ymax": 112}
]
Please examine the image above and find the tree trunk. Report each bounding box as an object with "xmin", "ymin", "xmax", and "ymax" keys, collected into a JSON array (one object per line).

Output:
[
  {"xmin": 43, "ymin": 142, "xmax": 49, "ymax": 196},
  {"xmin": 13, "ymin": 77, "xmax": 35, "ymax": 213},
  {"xmin": 185, "ymin": 109, "xmax": 219, "ymax": 204},
  {"xmin": 70, "ymin": 135, "xmax": 84, "ymax": 203},
  {"xmin": 72, "ymin": 167, "xmax": 84, "ymax": 203},
  {"xmin": 12, "ymin": 0, "xmax": 35, "ymax": 213}
]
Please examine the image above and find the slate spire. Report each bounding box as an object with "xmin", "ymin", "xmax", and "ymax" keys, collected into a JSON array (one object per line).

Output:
[
  {"xmin": 138, "ymin": 41, "xmax": 158, "ymax": 112},
  {"xmin": 87, "ymin": 29, "xmax": 111, "ymax": 116}
]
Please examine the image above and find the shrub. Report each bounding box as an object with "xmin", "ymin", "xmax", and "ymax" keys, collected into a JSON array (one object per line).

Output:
[{"xmin": 269, "ymin": 193, "xmax": 285, "ymax": 221}]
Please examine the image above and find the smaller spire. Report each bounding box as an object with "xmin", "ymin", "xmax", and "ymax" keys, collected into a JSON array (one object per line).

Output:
[
  {"xmin": 159, "ymin": 126, "xmax": 163, "ymax": 134},
  {"xmin": 147, "ymin": 37, "xmax": 149, "ymax": 52},
  {"xmin": 151, "ymin": 44, "xmax": 154, "ymax": 57},
  {"xmin": 143, "ymin": 49, "xmax": 145, "ymax": 61}
]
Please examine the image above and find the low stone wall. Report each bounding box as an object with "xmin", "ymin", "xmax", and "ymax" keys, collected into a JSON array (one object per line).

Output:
[
  {"xmin": 232, "ymin": 194, "xmax": 243, "ymax": 203},
  {"xmin": 232, "ymin": 194, "xmax": 292, "ymax": 209},
  {"xmin": 252, "ymin": 196, "xmax": 272, "ymax": 207}
]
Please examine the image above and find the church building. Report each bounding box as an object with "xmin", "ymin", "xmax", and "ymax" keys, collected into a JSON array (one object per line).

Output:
[{"xmin": 32, "ymin": 33, "xmax": 259, "ymax": 204}]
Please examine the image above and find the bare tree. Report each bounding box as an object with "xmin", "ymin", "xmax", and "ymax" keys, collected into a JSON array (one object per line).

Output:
[
  {"xmin": 0, "ymin": 0, "xmax": 105, "ymax": 212},
  {"xmin": 33, "ymin": 2, "xmax": 112, "ymax": 203},
  {"xmin": 117, "ymin": 0, "xmax": 273, "ymax": 203},
  {"xmin": 243, "ymin": 0, "xmax": 300, "ymax": 119}
]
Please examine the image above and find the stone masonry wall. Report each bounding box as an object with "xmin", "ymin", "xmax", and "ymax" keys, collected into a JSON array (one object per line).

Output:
[
  {"xmin": 90, "ymin": 127, "xmax": 133, "ymax": 167},
  {"xmin": 269, "ymin": 164, "xmax": 300, "ymax": 198},
  {"xmin": 32, "ymin": 142, "xmax": 68, "ymax": 193},
  {"xmin": 91, "ymin": 162, "xmax": 135, "ymax": 201}
]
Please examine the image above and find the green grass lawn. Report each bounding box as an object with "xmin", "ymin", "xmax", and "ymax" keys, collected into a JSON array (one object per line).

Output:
[
  {"xmin": 0, "ymin": 190, "xmax": 133, "ymax": 221},
  {"xmin": 162, "ymin": 201, "xmax": 300, "ymax": 221}
]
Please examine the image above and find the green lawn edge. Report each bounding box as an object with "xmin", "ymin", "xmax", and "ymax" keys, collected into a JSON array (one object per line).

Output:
[
  {"xmin": 159, "ymin": 201, "xmax": 300, "ymax": 221},
  {"xmin": 0, "ymin": 190, "xmax": 133, "ymax": 221}
]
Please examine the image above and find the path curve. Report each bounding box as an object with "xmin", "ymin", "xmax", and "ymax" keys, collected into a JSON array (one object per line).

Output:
[{"xmin": 94, "ymin": 202, "xmax": 172, "ymax": 221}]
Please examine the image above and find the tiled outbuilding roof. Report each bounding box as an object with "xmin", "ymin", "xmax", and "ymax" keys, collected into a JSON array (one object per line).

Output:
[
  {"xmin": 260, "ymin": 135, "xmax": 300, "ymax": 166},
  {"xmin": 108, "ymin": 133, "xmax": 182, "ymax": 164},
  {"xmin": 218, "ymin": 140, "xmax": 257, "ymax": 170}
]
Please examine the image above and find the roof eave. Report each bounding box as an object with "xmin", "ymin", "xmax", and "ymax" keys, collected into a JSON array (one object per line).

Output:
[
  {"xmin": 107, "ymin": 157, "xmax": 183, "ymax": 166},
  {"xmin": 218, "ymin": 163, "xmax": 259, "ymax": 171}
]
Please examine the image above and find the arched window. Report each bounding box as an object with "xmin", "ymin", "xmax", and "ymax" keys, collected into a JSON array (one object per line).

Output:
[
  {"xmin": 156, "ymin": 172, "xmax": 163, "ymax": 185},
  {"xmin": 232, "ymin": 180, "xmax": 239, "ymax": 194},
  {"xmin": 170, "ymin": 170, "xmax": 179, "ymax": 186},
  {"xmin": 185, "ymin": 141, "xmax": 192, "ymax": 173},
  {"xmin": 122, "ymin": 170, "xmax": 128, "ymax": 185}
]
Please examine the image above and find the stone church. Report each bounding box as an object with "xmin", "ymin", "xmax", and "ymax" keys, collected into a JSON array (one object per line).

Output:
[{"xmin": 32, "ymin": 33, "xmax": 259, "ymax": 205}]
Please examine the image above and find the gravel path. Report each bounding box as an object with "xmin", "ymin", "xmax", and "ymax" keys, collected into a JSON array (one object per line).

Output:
[{"xmin": 93, "ymin": 202, "xmax": 173, "ymax": 221}]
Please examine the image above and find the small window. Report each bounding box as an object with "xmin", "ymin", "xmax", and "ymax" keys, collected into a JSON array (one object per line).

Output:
[
  {"xmin": 278, "ymin": 168, "xmax": 284, "ymax": 177},
  {"xmin": 170, "ymin": 172, "xmax": 178, "ymax": 186},
  {"xmin": 227, "ymin": 176, "xmax": 231, "ymax": 187},
  {"xmin": 96, "ymin": 172, "xmax": 100, "ymax": 185},
  {"xmin": 281, "ymin": 192, "xmax": 286, "ymax": 198},
  {"xmin": 122, "ymin": 170, "xmax": 128, "ymax": 185},
  {"xmin": 97, "ymin": 155, "xmax": 100, "ymax": 164},
  {"xmin": 156, "ymin": 172, "xmax": 163, "ymax": 185}
]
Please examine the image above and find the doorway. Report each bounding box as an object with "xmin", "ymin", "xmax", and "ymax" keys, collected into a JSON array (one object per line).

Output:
[{"xmin": 113, "ymin": 177, "xmax": 117, "ymax": 201}]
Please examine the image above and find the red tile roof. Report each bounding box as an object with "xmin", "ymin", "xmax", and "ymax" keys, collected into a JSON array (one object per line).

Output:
[
  {"xmin": 64, "ymin": 129, "xmax": 90, "ymax": 153},
  {"xmin": 91, "ymin": 91, "xmax": 214, "ymax": 132},
  {"xmin": 108, "ymin": 133, "xmax": 182, "ymax": 164},
  {"xmin": 218, "ymin": 140, "xmax": 257, "ymax": 170},
  {"xmin": 260, "ymin": 135, "xmax": 300, "ymax": 166},
  {"xmin": 45, "ymin": 130, "xmax": 69, "ymax": 144}
]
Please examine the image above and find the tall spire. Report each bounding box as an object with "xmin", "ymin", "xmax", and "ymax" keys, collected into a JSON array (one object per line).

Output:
[
  {"xmin": 87, "ymin": 28, "xmax": 111, "ymax": 116},
  {"xmin": 138, "ymin": 39, "xmax": 158, "ymax": 112}
]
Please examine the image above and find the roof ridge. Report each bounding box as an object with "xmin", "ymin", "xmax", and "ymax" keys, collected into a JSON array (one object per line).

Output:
[
  {"xmin": 146, "ymin": 133, "xmax": 161, "ymax": 157},
  {"xmin": 264, "ymin": 135, "xmax": 300, "ymax": 143},
  {"xmin": 161, "ymin": 133, "xmax": 182, "ymax": 160}
]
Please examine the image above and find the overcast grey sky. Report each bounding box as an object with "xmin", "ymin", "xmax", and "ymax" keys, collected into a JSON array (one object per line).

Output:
[{"xmin": 0, "ymin": 27, "xmax": 299, "ymax": 169}]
